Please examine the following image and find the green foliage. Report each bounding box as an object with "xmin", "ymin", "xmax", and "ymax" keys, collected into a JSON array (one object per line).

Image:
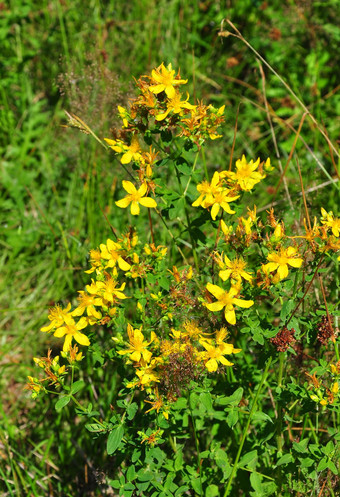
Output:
[{"xmin": 1, "ymin": 1, "xmax": 340, "ymax": 496}]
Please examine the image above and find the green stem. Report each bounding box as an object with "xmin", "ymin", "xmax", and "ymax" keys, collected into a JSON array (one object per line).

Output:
[
  {"xmin": 276, "ymin": 352, "xmax": 285, "ymax": 452},
  {"xmin": 174, "ymin": 163, "xmax": 199, "ymax": 271},
  {"xmin": 223, "ymin": 357, "xmax": 272, "ymax": 497},
  {"xmin": 70, "ymin": 395, "xmax": 106, "ymax": 429},
  {"xmin": 189, "ymin": 396, "xmax": 203, "ymax": 495}
]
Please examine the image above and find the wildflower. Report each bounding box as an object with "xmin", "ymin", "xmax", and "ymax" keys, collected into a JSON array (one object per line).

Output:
[
  {"xmin": 320, "ymin": 208, "xmax": 340, "ymax": 237},
  {"xmin": 26, "ymin": 376, "xmax": 43, "ymax": 397},
  {"xmin": 262, "ymin": 246, "xmax": 303, "ymax": 281},
  {"xmin": 264, "ymin": 157, "xmax": 273, "ymax": 172},
  {"xmin": 135, "ymin": 359, "xmax": 159, "ymax": 388},
  {"xmin": 270, "ymin": 223, "xmax": 284, "ymax": 243},
  {"xmin": 149, "ymin": 63, "xmax": 187, "ymax": 98},
  {"xmin": 85, "ymin": 249, "xmax": 103, "ymax": 274},
  {"xmin": 208, "ymin": 189, "xmax": 240, "ymax": 220},
  {"xmin": 118, "ymin": 105, "xmax": 129, "ymax": 127},
  {"xmin": 68, "ymin": 344, "xmax": 84, "ymax": 362},
  {"xmin": 220, "ymin": 219, "xmax": 233, "ymax": 237},
  {"xmin": 155, "ymin": 92, "xmax": 195, "ymax": 121},
  {"xmin": 140, "ymin": 428, "xmax": 164, "ymax": 445},
  {"xmin": 116, "ymin": 181, "xmax": 157, "ymax": 215},
  {"xmin": 118, "ymin": 324, "xmax": 154, "ymax": 363},
  {"xmin": 99, "ymin": 239, "xmax": 131, "ymax": 271},
  {"xmin": 88, "ymin": 278, "xmax": 127, "ymax": 304},
  {"xmin": 216, "ymin": 253, "xmax": 252, "ymax": 283},
  {"xmin": 192, "ymin": 172, "xmax": 222, "ymax": 208},
  {"xmin": 205, "ymin": 283, "xmax": 254, "ymax": 325},
  {"xmin": 41, "ymin": 303, "xmax": 74, "ymax": 333},
  {"xmin": 201, "ymin": 338, "xmax": 241, "ymax": 372},
  {"xmin": 104, "ymin": 135, "xmax": 143, "ymax": 164},
  {"xmin": 53, "ymin": 317, "xmax": 89, "ymax": 352},
  {"xmin": 72, "ymin": 291, "xmax": 102, "ymax": 320},
  {"xmin": 145, "ymin": 389, "xmax": 169, "ymax": 419},
  {"xmin": 223, "ymin": 155, "xmax": 266, "ymax": 191}
]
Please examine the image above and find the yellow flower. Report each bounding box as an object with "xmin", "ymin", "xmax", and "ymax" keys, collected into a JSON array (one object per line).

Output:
[
  {"xmin": 262, "ymin": 246, "xmax": 303, "ymax": 281},
  {"xmin": 192, "ymin": 172, "xmax": 222, "ymax": 208},
  {"xmin": 99, "ymin": 239, "xmax": 131, "ymax": 271},
  {"xmin": 116, "ymin": 181, "xmax": 157, "ymax": 215},
  {"xmin": 208, "ymin": 189, "xmax": 240, "ymax": 220},
  {"xmin": 216, "ymin": 254, "xmax": 252, "ymax": 283},
  {"xmin": 205, "ymin": 283, "xmax": 254, "ymax": 325},
  {"xmin": 220, "ymin": 219, "xmax": 233, "ymax": 237},
  {"xmin": 87, "ymin": 278, "xmax": 127, "ymax": 304},
  {"xmin": 72, "ymin": 291, "xmax": 102, "ymax": 320},
  {"xmin": 104, "ymin": 135, "xmax": 143, "ymax": 164},
  {"xmin": 118, "ymin": 105, "xmax": 129, "ymax": 127},
  {"xmin": 223, "ymin": 155, "xmax": 266, "ymax": 191},
  {"xmin": 149, "ymin": 63, "xmax": 187, "ymax": 98},
  {"xmin": 41, "ymin": 303, "xmax": 74, "ymax": 333},
  {"xmin": 118, "ymin": 324, "xmax": 153, "ymax": 363},
  {"xmin": 320, "ymin": 208, "xmax": 340, "ymax": 237},
  {"xmin": 134, "ymin": 359, "xmax": 159, "ymax": 388},
  {"xmin": 85, "ymin": 249, "xmax": 103, "ymax": 274},
  {"xmin": 53, "ymin": 317, "xmax": 89, "ymax": 352},
  {"xmin": 201, "ymin": 334, "xmax": 241, "ymax": 372},
  {"xmin": 155, "ymin": 92, "xmax": 195, "ymax": 121}
]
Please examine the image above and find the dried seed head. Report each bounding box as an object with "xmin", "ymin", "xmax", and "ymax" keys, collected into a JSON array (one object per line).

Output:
[
  {"xmin": 316, "ymin": 315, "xmax": 335, "ymax": 345},
  {"xmin": 270, "ymin": 326, "xmax": 296, "ymax": 352}
]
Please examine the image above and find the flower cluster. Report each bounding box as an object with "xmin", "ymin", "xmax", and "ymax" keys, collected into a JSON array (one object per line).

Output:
[
  {"xmin": 306, "ymin": 361, "xmax": 340, "ymax": 408},
  {"xmin": 116, "ymin": 320, "xmax": 241, "ymax": 419},
  {"xmin": 104, "ymin": 62, "xmax": 225, "ymax": 216},
  {"xmin": 37, "ymin": 232, "xmax": 168, "ymax": 356}
]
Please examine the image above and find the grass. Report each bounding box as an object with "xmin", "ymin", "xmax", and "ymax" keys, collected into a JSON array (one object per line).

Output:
[{"xmin": 1, "ymin": 0, "xmax": 339, "ymax": 494}]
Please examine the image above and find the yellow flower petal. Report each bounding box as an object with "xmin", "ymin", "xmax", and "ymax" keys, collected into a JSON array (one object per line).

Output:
[
  {"xmin": 74, "ymin": 331, "xmax": 90, "ymax": 347},
  {"xmin": 225, "ymin": 308, "xmax": 236, "ymax": 325},
  {"xmin": 130, "ymin": 201, "xmax": 140, "ymax": 216},
  {"xmin": 122, "ymin": 181, "xmax": 137, "ymax": 194},
  {"xmin": 139, "ymin": 197, "xmax": 157, "ymax": 208},
  {"xmin": 116, "ymin": 197, "xmax": 131, "ymax": 209},
  {"xmin": 206, "ymin": 283, "xmax": 225, "ymax": 299}
]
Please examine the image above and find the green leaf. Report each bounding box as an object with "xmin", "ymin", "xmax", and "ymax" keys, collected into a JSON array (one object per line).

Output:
[
  {"xmin": 317, "ymin": 457, "xmax": 328, "ymax": 472},
  {"xmin": 191, "ymin": 478, "xmax": 202, "ymax": 495},
  {"xmin": 276, "ymin": 453, "xmax": 294, "ymax": 466},
  {"xmin": 206, "ymin": 484, "xmax": 219, "ymax": 497},
  {"xmin": 299, "ymin": 457, "xmax": 314, "ymax": 468},
  {"xmin": 85, "ymin": 423, "xmax": 105, "ymax": 432},
  {"xmin": 176, "ymin": 161, "xmax": 192, "ymax": 176},
  {"xmin": 169, "ymin": 197, "xmax": 185, "ymax": 220},
  {"xmin": 252, "ymin": 412, "xmax": 273, "ymax": 424},
  {"xmin": 216, "ymin": 387, "xmax": 243, "ymax": 406},
  {"xmin": 127, "ymin": 402, "xmax": 138, "ymax": 420},
  {"xmin": 280, "ymin": 300, "xmax": 295, "ymax": 322},
  {"xmin": 55, "ymin": 396, "xmax": 70, "ymax": 411},
  {"xmin": 132, "ymin": 449, "xmax": 141, "ymax": 463},
  {"xmin": 250, "ymin": 472, "xmax": 263, "ymax": 493},
  {"xmin": 107, "ymin": 425, "xmax": 124, "ymax": 455},
  {"xmin": 226, "ymin": 408, "xmax": 238, "ymax": 428},
  {"xmin": 71, "ymin": 380, "xmax": 85, "ymax": 394},
  {"xmin": 239, "ymin": 450, "xmax": 258, "ymax": 468},
  {"xmin": 200, "ymin": 392, "xmax": 213, "ymax": 412},
  {"xmin": 126, "ymin": 465, "xmax": 136, "ymax": 482},
  {"xmin": 159, "ymin": 275, "xmax": 170, "ymax": 291},
  {"xmin": 137, "ymin": 469, "xmax": 154, "ymax": 482},
  {"xmin": 323, "ymin": 440, "xmax": 334, "ymax": 455},
  {"xmin": 293, "ymin": 438, "xmax": 309, "ymax": 453},
  {"xmin": 174, "ymin": 451, "xmax": 184, "ymax": 471},
  {"xmin": 327, "ymin": 460, "xmax": 338, "ymax": 475}
]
